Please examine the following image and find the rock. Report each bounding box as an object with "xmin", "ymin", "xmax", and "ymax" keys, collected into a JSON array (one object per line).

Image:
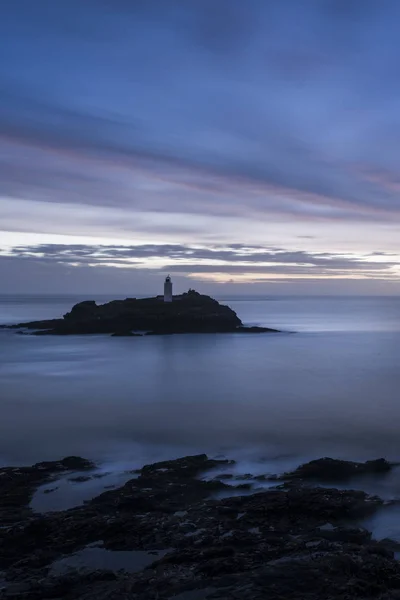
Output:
[
  {"xmin": 380, "ymin": 538, "xmax": 400, "ymax": 552},
  {"xmin": 33, "ymin": 456, "xmax": 94, "ymax": 472},
  {"xmin": 236, "ymin": 326, "xmax": 280, "ymax": 333},
  {"xmin": 58, "ymin": 456, "xmax": 95, "ymax": 471},
  {"xmin": 2, "ymin": 581, "xmax": 31, "ymax": 596},
  {"xmin": 284, "ymin": 457, "xmax": 391, "ymax": 482},
  {"xmin": 0, "ymin": 456, "xmax": 94, "ymax": 524},
  {"xmin": 64, "ymin": 300, "xmax": 97, "ymax": 320},
  {"xmin": 4, "ymin": 292, "xmax": 280, "ymax": 336},
  {"xmin": 1, "ymin": 454, "xmax": 398, "ymax": 600},
  {"xmin": 111, "ymin": 331, "xmax": 142, "ymax": 337},
  {"xmin": 315, "ymin": 526, "xmax": 371, "ymax": 544},
  {"xmin": 140, "ymin": 454, "xmax": 234, "ymax": 480},
  {"xmin": 43, "ymin": 487, "xmax": 58, "ymax": 494}
]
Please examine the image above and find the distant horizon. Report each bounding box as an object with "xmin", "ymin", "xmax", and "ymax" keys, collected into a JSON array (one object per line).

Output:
[{"xmin": 2, "ymin": 292, "xmax": 400, "ymax": 299}]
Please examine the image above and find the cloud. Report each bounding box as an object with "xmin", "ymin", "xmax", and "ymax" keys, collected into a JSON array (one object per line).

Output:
[
  {"xmin": 1, "ymin": 131, "xmax": 400, "ymax": 229},
  {"xmin": 2, "ymin": 0, "xmax": 400, "ymax": 294},
  {"xmin": 2, "ymin": 1, "xmax": 400, "ymax": 227},
  {"xmin": 4, "ymin": 243, "xmax": 399, "ymax": 282}
]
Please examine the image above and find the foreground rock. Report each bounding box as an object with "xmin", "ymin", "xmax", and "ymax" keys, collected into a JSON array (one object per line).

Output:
[
  {"xmin": 284, "ymin": 457, "xmax": 392, "ymax": 482},
  {"xmin": 0, "ymin": 456, "xmax": 94, "ymax": 524},
  {"xmin": 1, "ymin": 291, "xmax": 280, "ymax": 336},
  {"xmin": 1, "ymin": 454, "xmax": 400, "ymax": 599}
]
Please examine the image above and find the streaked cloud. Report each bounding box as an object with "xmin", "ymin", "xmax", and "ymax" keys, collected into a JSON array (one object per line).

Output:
[
  {"xmin": 3, "ymin": 243, "xmax": 399, "ymax": 284},
  {"xmin": 1, "ymin": 0, "xmax": 400, "ymax": 292}
]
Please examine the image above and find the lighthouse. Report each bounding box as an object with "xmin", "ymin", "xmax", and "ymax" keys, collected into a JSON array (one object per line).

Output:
[{"xmin": 164, "ymin": 275, "xmax": 173, "ymax": 302}]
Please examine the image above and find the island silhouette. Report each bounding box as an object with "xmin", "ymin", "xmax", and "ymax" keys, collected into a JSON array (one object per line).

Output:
[{"xmin": 4, "ymin": 289, "xmax": 280, "ymax": 336}]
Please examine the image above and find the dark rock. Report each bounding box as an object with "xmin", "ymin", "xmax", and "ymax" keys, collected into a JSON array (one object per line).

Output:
[
  {"xmin": 64, "ymin": 300, "xmax": 97, "ymax": 321},
  {"xmin": 284, "ymin": 457, "xmax": 392, "ymax": 482},
  {"xmin": 43, "ymin": 487, "xmax": 58, "ymax": 494},
  {"xmin": 140, "ymin": 454, "xmax": 234, "ymax": 480},
  {"xmin": 6, "ymin": 319, "xmax": 64, "ymax": 330},
  {"xmin": 380, "ymin": 537, "xmax": 400, "ymax": 552},
  {"xmin": 92, "ymin": 472, "xmax": 110, "ymax": 479},
  {"xmin": 4, "ymin": 292, "xmax": 281, "ymax": 336},
  {"xmin": 0, "ymin": 456, "xmax": 94, "ymax": 524},
  {"xmin": 1, "ymin": 454, "xmax": 398, "ymax": 600},
  {"xmin": 314, "ymin": 525, "xmax": 372, "ymax": 544},
  {"xmin": 236, "ymin": 326, "xmax": 280, "ymax": 333},
  {"xmin": 111, "ymin": 331, "xmax": 142, "ymax": 337},
  {"xmin": 36, "ymin": 456, "xmax": 94, "ymax": 472}
]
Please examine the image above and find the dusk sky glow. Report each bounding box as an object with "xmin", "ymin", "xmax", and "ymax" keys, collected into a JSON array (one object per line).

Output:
[{"xmin": 2, "ymin": 0, "xmax": 400, "ymax": 294}]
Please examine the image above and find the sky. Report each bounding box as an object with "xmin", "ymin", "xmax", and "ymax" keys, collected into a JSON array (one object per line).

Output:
[{"xmin": 1, "ymin": 0, "xmax": 400, "ymax": 295}]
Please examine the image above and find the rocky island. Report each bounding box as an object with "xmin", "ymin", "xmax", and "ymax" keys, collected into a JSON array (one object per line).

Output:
[
  {"xmin": 3, "ymin": 290, "xmax": 279, "ymax": 336},
  {"xmin": 1, "ymin": 453, "xmax": 400, "ymax": 599}
]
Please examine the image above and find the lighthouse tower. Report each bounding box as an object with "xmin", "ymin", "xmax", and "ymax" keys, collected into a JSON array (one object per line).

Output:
[{"xmin": 164, "ymin": 275, "xmax": 173, "ymax": 302}]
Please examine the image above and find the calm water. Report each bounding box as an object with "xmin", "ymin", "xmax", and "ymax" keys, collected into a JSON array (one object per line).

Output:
[
  {"xmin": 4, "ymin": 294, "xmax": 400, "ymax": 538},
  {"xmin": 1, "ymin": 294, "xmax": 400, "ymax": 470}
]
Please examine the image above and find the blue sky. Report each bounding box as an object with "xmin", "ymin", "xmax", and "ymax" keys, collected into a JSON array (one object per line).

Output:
[{"xmin": 1, "ymin": 0, "xmax": 400, "ymax": 294}]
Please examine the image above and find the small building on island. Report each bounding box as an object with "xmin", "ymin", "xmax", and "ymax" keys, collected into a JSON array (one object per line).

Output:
[{"xmin": 164, "ymin": 275, "xmax": 173, "ymax": 302}]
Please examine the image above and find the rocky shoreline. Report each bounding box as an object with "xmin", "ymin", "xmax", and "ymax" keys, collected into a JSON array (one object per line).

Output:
[
  {"xmin": 1, "ymin": 291, "xmax": 280, "ymax": 336},
  {"xmin": 1, "ymin": 454, "xmax": 400, "ymax": 599}
]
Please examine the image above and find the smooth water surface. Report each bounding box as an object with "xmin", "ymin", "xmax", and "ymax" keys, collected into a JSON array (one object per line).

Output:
[{"xmin": 1, "ymin": 295, "xmax": 400, "ymax": 470}]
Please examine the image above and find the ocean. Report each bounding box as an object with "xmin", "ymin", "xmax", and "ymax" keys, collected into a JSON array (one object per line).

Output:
[
  {"xmin": 3, "ymin": 294, "xmax": 400, "ymax": 537},
  {"xmin": 1, "ymin": 293, "xmax": 400, "ymax": 468}
]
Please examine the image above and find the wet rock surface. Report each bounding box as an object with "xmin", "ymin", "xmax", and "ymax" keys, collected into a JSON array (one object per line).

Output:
[
  {"xmin": 1, "ymin": 291, "xmax": 280, "ymax": 336},
  {"xmin": 1, "ymin": 454, "xmax": 400, "ymax": 599},
  {"xmin": 284, "ymin": 457, "xmax": 392, "ymax": 482},
  {"xmin": 0, "ymin": 457, "xmax": 94, "ymax": 524}
]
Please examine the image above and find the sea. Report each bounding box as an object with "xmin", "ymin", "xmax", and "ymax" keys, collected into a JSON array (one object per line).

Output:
[{"xmin": 1, "ymin": 294, "xmax": 400, "ymax": 537}]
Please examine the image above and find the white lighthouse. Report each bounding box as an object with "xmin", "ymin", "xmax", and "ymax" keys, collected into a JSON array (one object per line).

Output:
[{"xmin": 164, "ymin": 275, "xmax": 173, "ymax": 302}]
